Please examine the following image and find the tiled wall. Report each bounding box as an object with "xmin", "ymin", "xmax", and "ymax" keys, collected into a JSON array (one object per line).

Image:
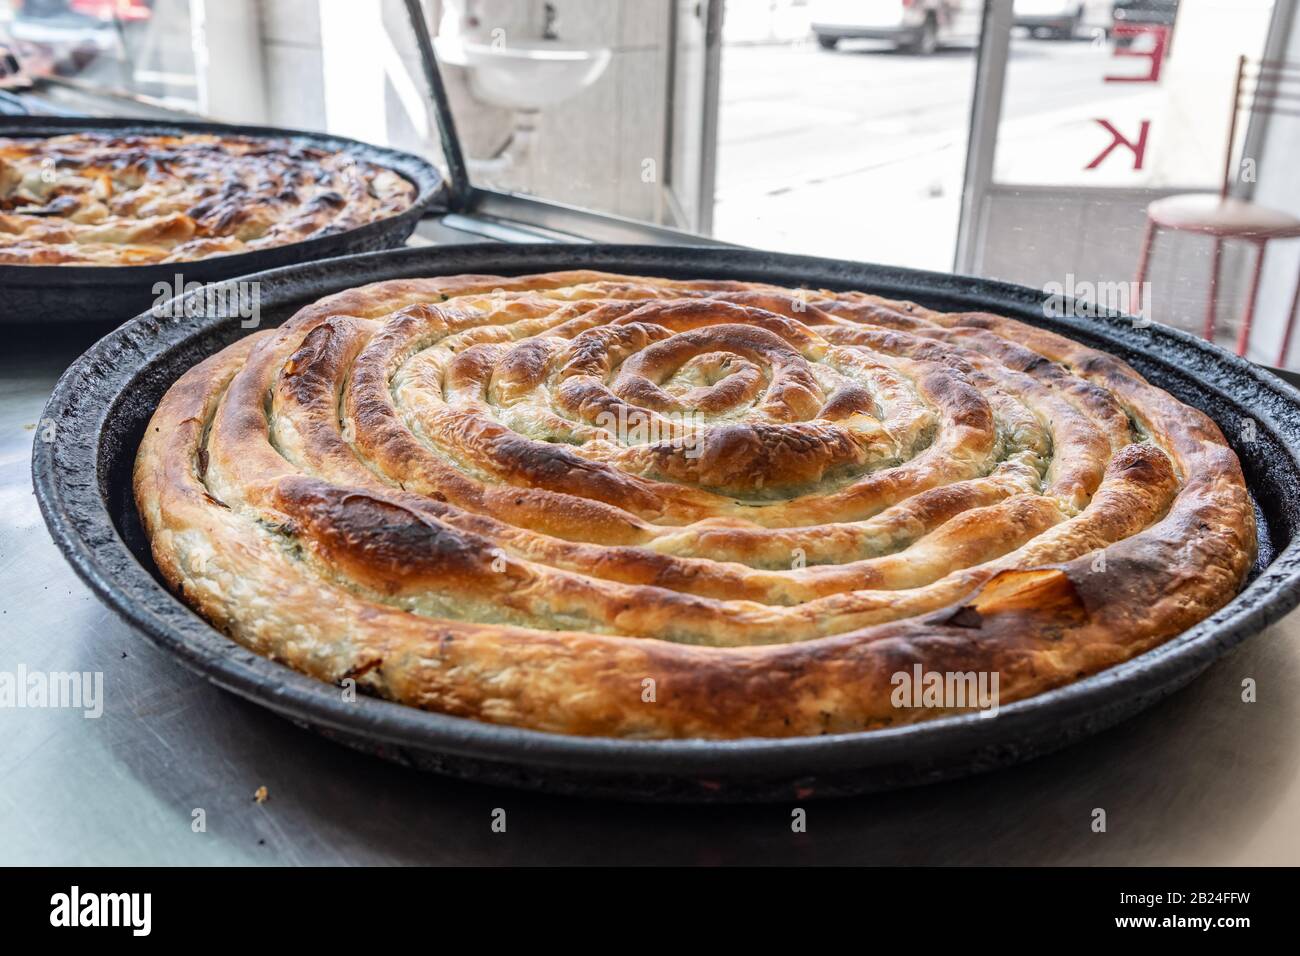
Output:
[{"xmin": 438, "ymin": 0, "xmax": 674, "ymax": 223}]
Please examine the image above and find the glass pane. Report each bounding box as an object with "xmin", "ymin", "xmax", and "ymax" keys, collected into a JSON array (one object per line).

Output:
[
  {"xmin": 3, "ymin": 0, "xmax": 987, "ymax": 271},
  {"xmin": 716, "ymin": 0, "xmax": 983, "ymax": 270},
  {"xmin": 0, "ymin": 0, "xmax": 198, "ymax": 110},
  {"xmin": 971, "ymin": 0, "xmax": 1295, "ymax": 367},
  {"xmin": 434, "ymin": 0, "xmax": 984, "ymax": 269},
  {"xmin": 0, "ymin": 0, "xmax": 449, "ymax": 176},
  {"xmin": 994, "ymin": 0, "xmax": 1277, "ymax": 189},
  {"xmin": 434, "ymin": 0, "xmax": 687, "ymax": 225}
]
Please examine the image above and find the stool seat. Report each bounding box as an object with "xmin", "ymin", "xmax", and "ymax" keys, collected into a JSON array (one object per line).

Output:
[{"xmin": 1148, "ymin": 194, "xmax": 1300, "ymax": 240}]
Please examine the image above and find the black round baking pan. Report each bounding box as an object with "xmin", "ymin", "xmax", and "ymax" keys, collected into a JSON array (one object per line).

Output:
[
  {"xmin": 0, "ymin": 115, "xmax": 445, "ymax": 324},
  {"xmin": 31, "ymin": 243, "xmax": 1300, "ymax": 803}
]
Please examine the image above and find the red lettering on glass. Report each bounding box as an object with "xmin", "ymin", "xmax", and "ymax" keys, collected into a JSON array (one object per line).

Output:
[
  {"xmin": 1086, "ymin": 120, "xmax": 1151, "ymax": 170},
  {"xmin": 1106, "ymin": 25, "xmax": 1171, "ymax": 83}
]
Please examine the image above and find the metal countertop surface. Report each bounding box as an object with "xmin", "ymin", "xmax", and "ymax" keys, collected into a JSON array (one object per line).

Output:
[{"xmin": 2, "ymin": 308, "xmax": 1298, "ymax": 867}]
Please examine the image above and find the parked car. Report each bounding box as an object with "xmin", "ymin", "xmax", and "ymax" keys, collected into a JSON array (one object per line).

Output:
[
  {"xmin": 1015, "ymin": 1, "xmax": 1085, "ymax": 39},
  {"xmin": 810, "ymin": 0, "xmax": 982, "ymax": 56},
  {"xmin": 1112, "ymin": 0, "xmax": 1179, "ymax": 47},
  {"xmin": 1014, "ymin": 0, "xmax": 1112, "ymax": 40}
]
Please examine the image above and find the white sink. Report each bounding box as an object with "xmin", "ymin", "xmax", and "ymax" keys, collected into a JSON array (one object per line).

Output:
[{"xmin": 434, "ymin": 36, "xmax": 611, "ymax": 112}]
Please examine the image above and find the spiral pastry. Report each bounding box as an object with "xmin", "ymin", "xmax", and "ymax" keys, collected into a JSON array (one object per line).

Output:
[
  {"xmin": 134, "ymin": 270, "xmax": 1256, "ymax": 738},
  {"xmin": 0, "ymin": 133, "xmax": 414, "ymax": 265}
]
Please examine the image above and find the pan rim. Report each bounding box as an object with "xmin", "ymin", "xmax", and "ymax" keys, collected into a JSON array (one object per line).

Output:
[{"xmin": 30, "ymin": 242, "xmax": 1300, "ymax": 780}]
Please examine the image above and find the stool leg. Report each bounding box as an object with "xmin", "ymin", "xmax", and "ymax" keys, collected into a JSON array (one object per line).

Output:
[
  {"xmin": 1235, "ymin": 240, "xmax": 1268, "ymax": 358},
  {"xmin": 1134, "ymin": 217, "xmax": 1157, "ymax": 317},
  {"xmin": 1277, "ymin": 262, "xmax": 1300, "ymax": 368},
  {"xmin": 1205, "ymin": 237, "xmax": 1224, "ymax": 342}
]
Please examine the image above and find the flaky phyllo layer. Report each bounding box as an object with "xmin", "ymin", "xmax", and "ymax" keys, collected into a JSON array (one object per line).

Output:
[
  {"xmin": 0, "ymin": 132, "xmax": 414, "ymax": 265},
  {"xmin": 134, "ymin": 271, "xmax": 1256, "ymax": 738}
]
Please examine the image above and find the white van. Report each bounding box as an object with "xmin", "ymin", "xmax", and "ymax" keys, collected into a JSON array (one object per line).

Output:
[{"xmin": 810, "ymin": 0, "xmax": 983, "ymax": 55}]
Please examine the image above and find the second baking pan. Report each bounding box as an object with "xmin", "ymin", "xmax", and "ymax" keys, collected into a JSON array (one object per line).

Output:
[{"xmin": 0, "ymin": 115, "xmax": 445, "ymax": 325}]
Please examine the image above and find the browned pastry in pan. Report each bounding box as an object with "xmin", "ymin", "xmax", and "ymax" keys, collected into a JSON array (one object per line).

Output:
[
  {"xmin": 0, "ymin": 132, "xmax": 414, "ymax": 265},
  {"xmin": 134, "ymin": 270, "xmax": 1256, "ymax": 739}
]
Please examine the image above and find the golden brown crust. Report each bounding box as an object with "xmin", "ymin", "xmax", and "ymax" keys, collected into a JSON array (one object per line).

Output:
[
  {"xmin": 0, "ymin": 132, "xmax": 415, "ymax": 265},
  {"xmin": 133, "ymin": 270, "xmax": 1257, "ymax": 738}
]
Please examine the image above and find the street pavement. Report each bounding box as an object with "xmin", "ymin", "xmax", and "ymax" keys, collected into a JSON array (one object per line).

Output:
[{"xmin": 715, "ymin": 35, "xmax": 1150, "ymax": 270}]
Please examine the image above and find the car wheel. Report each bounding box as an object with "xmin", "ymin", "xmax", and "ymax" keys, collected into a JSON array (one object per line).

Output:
[
  {"xmin": 907, "ymin": 17, "xmax": 938, "ymax": 55},
  {"xmin": 816, "ymin": 34, "xmax": 839, "ymax": 50}
]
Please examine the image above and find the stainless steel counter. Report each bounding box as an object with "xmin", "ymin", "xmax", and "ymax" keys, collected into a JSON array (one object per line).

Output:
[{"xmin": 3, "ymin": 317, "xmax": 1298, "ymax": 867}]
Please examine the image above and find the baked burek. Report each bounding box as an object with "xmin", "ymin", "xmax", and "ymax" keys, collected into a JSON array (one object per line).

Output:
[
  {"xmin": 0, "ymin": 132, "xmax": 415, "ymax": 265},
  {"xmin": 134, "ymin": 271, "xmax": 1256, "ymax": 739}
]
